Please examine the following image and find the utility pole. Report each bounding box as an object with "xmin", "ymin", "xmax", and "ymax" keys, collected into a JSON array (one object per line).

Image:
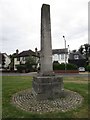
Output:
[{"xmin": 63, "ymin": 36, "xmax": 66, "ymax": 73}]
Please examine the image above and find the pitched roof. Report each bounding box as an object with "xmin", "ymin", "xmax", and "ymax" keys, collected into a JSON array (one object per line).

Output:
[
  {"xmin": 0, "ymin": 53, "xmax": 7, "ymax": 64},
  {"xmin": 52, "ymin": 48, "xmax": 68, "ymax": 54},
  {"xmin": 69, "ymin": 51, "xmax": 86, "ymax": 60},
  {"xmin": 0, "ymin": 53, "xmax": 2, "ymax": 64},
  {"xmin": 12, "ymin": 48, "xmax": 68, "ymax": 58},
  {"xmin": 13, "ymin": 50, "xmax": 37, "ymax": 58},
  {"xmin": 18, "ymin": 50, "xmax": 36, "ymax": 57}
]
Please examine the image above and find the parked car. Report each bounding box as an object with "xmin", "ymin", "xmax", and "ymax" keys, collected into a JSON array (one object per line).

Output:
[{"xmin": 78, "ymin": 67, "xmax": 85, "ymax": 72}]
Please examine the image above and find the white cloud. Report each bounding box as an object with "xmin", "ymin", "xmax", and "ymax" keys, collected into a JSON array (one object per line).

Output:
[{"xmin": 0, "ymin": 0, "xmax": 88, "ymax": 54}]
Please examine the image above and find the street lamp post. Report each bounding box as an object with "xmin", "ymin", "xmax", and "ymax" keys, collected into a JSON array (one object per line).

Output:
[{"xmin": 63, "ymin": 36, "xmax": 66, "ymax": 73}]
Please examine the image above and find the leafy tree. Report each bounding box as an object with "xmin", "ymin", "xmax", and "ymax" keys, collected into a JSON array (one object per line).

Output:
[
  {"xmin": 79, "ymin": 45, "xmax": 84, "ymax": 54},
  {"xmin": 86, "ymin": 65, "xmax": 90, "ymax": 72},
  {"xmin": 79, "ymin": 43, "xmax": 90, "ymax": 65},
  {"xmin": 9, "ymin": 54, "xmax": 14, "ymax": 71},
  {"xmin": 25, "ymin": 56, "xmax": 37, "ymax": 72},
  {"xmin": 25, "ymin": 56, "xmax": 36, "ymax": 65},
  {"xmin": 16, "ymin": 56, "xmax": 37, "ymax": 73},
  {"xmin": 2, "ymin": 54, "xmax": 5, "ymax": 68},
  {"xmin": 72, "ymin": 50, "xmax": 77, "ymax": 53},
  {"xmin": 79, "ymin": 44, "xmax": 90, "ymax": 55}
]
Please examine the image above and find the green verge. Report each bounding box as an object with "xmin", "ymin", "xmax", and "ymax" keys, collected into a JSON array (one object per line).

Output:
[
  {"xmin": 2, "ymin": 76, "xmax": 89, "ymax": 118},
  {"xmin": 0, "ymin": 76, "xmax": 2, "ymax": 119}
]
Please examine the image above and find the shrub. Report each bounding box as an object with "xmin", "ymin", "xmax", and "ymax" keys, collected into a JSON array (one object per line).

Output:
[
  {"xmin": 16, "ymin": 63, "xmax": 37, "ymax": 73},
  {"xmin": 58, "ymin": 63, "xmax": 65, "ymax": 70},
  {"xmin": 16, "ymin": 64, "xmax": 26, "ymax": 73},
  {"xmin": 86, "ymin": 65, "xmax": 90, "ymax": 72},
  {"xmin": 53, "ymin": 61, "xmax": 62, "ymax": 70},
  {"xmin": 66, "ymin": 63, "xmax": 78, "ymax": 70},
  {"xmin": 16, "ymin": 56, "xmax": 38, "ymax": 73},
  {"xmin": 53, "ymin": 62, "xmax": 78, "ymax": 70}
]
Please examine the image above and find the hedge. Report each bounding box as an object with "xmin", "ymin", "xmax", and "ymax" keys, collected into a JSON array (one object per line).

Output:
[
  {"xmin": 16, "ymin": 64, "xmax": 37, "ymax": 73},
  {"xmin": 86, "ymin": 65, "xmax": 90, "ymax": 72},
  {"xmin": 53, "ymin": 62, "xmax": 78, "ymax": 70}
]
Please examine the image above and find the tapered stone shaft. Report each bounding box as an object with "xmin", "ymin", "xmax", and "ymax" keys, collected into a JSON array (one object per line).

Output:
[
  {"xmin": 40, "ymin": 4, "xmax": 53, "ymax": 74},
  {"xmin": 32, "ymin": 4, "xmax": 64, "ymax": 100}
]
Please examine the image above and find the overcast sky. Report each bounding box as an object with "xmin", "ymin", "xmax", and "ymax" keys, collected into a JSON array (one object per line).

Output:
[{"xmin": 0, "ymin": 0, "xmax": 89, "ymax": 55}]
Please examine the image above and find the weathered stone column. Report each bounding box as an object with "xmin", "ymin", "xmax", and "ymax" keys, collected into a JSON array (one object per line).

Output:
[
  {"xmin": 32, "ymin": 4, "xmax": 64, "ymax": 100},
  {"xmin": 40, "ymin": 4, "xmax": 53, "ymax": 74}
]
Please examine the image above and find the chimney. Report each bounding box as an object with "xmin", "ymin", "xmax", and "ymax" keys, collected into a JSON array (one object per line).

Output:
[
  {"xmin": 16, "ymin": 49, "xmax": 19, "ymax": 55},
  {"xmin": 35, "ymin": 48, "xmax": 38, "ymax": 56}
]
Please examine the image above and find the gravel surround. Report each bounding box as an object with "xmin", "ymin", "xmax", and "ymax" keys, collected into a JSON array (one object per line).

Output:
[{"xmin": 12, "ymin": 89, "xmax": 83, "ymax": 114}]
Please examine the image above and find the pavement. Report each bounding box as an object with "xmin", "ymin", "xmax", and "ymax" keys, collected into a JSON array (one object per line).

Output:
[
  {"xmin": 0, "ymin": 72, "xmax": 37, "ymax": 76},
  {"xmin": 79, "ymin": 72, "xmax": 89, "ymax": 74},
  {"xmin": 0, "ymin": 72, "xmax": 90, "ymax": 77},
  {"xmin": 58, "ymin": 72, "xmax": 89, "ymax": 77}
]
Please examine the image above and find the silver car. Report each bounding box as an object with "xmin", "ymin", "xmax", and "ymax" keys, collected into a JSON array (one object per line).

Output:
[{"xmin": 78, "ymin": 67, "xmax": 85, "ymax": 72}]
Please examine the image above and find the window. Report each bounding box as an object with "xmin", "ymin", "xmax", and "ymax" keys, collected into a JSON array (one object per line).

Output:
[
  {"xmin": 65, "ymin": 54, "xmax": 68, "ymax": 60},
  {"xmin": 54, "ymin": 54, "xmax": 58, "ymax": 61},
  {"xmin": 58, "ymin": 54, "xmax": 60, "ymax": 61},
  {"xmin": 61, "ymin": 54, "xmax": 64, "ymax": 60},
  {"xmin": 22, "ymin": 57, "xmax": 26, "ymax": 61},
  {"xmin": 17, "ymin": 57, "xmax": 20, "ymax": 61},
  {"xmin": 74, "ymin": 55, "xmax": 79, "ymax": 59}
]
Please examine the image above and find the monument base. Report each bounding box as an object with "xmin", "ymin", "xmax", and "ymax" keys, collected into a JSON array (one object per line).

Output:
[{"xmin": 32, "ymin": 76, "xmax": 64, "ymax": 100}]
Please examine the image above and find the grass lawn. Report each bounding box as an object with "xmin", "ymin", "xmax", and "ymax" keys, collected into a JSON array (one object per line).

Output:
[
  {"xmin": 2, "ymin": 76, "xmax": 89, "ymax": 118},
  {"xmin": 0, "ymin": 76, "xmax": 2, "ymax": 119}
]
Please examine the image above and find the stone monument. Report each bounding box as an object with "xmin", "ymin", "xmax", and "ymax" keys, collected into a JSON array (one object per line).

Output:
[
  {"xmin": 12, "ymin": 4, "xmax": 83, "ymax": 113},
  {"xmin": 32, "ymin": 4, "xmax": 64, "ymax": 100},
  {"xmin": 40, "ymin": 4, "xmax": 53, "ymax": 75}
]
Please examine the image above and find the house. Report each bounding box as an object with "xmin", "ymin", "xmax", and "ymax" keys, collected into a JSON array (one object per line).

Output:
[
  {"xmin": 0, "ymin": 52, "xmax": 11, "ymax": 70},
  {"xmin": 37, "ymin": 48, "xmax": 69, "ymax": 64},
  {"xmin": 52, "ymin": 48, "xmax": 69, "ymax": 64},
  {"xmin": 68, "ymin": 51, "xmax": 86, "ymax": 67},
  {"xmin": 12, "ymin": 49, "xmax": 39, "ymax": 71},
  {"xmin": 11, "ymin": 48, "xmax": 69, "ymax": 71},
  {"xmin": 0, "ymin": 53, "xmax": 2, "ymax": 69},
  {"xmin": 89, "ymin": 56, "xmax": 90, "ymax": 65}
]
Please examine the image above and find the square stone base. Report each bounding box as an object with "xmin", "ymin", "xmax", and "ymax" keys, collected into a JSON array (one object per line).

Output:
[{"xmin": 32, "ymin": 76, "xmax": 64, "ymax": 100}]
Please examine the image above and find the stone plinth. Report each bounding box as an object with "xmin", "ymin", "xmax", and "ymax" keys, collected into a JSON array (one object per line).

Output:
[{"xmin": 32, "ymin": 76, "xmax": 64, "ymax": 100}]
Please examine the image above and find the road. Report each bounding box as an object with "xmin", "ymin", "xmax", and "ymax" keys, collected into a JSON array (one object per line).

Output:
[
  {"xmin": 0, "ymin": 72, "xmax": 37, "ymax": 76},
  {"xmin": 0, "ymin": 72, "xmax": 89, "ymax": 77}
]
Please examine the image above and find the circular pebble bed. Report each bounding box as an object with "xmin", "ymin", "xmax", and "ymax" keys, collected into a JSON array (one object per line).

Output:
[{"xmin": 12, "ymin": 89, "xmax": 83, "ymax": 114}]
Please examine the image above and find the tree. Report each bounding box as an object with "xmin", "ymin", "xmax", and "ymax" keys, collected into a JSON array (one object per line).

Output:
[
  {"xmin": 79, "ymin": 44, "xmax": 90, "ymax": 54},
  {"xmin": 25, "ymin": 56, "xmax": 36, "ymax": 65},
  {"xmin": 25, "ymin": 56, "xmax": 37, "ymax": 72},
  {"xmin": 2, "ymin": 54, "xmax": 5, "ymax": 68},
  {"xmin": 72, "ymin": 50, "xmax": 77, "ymax": 53},
  {"xmin": 79, "ymin": 43, "xmax": 90, "ymax": 65},
  {"xmin": 16, "ymin": 56, "xmax": 37, "ymax": 73},
  {"xmin": 79, "ymin": 45, "xmax": 84, "ymax": 54}
]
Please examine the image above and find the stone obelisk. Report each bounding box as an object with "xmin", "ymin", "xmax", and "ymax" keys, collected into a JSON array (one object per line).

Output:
[
  {"xmin": 40, "ymin": 4, "xmax": 53, "ymax": 75},
  {"xmin": 32, "ymin": 4, "xmax": 64, "ymax": 100}
]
